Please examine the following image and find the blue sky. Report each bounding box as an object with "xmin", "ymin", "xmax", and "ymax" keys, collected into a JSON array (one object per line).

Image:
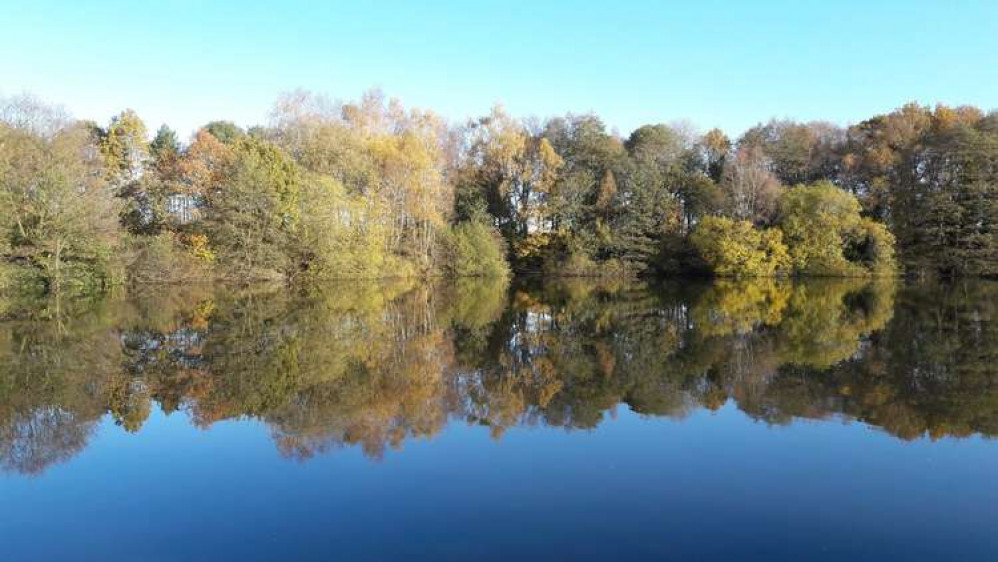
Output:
[{"xmin": 2, "ymin": 0, "xmax": 996, "ymax": 139}]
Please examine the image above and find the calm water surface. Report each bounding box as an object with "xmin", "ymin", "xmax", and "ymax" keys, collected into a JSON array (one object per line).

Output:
[{"xmin": 1, "ymin": 277, "xmax": 997, "ymax": 561}]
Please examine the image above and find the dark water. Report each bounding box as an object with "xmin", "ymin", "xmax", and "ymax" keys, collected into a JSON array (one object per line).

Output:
[{"xmin": 1, "ymin": 277, "xmax": 997, "ymax": 561}]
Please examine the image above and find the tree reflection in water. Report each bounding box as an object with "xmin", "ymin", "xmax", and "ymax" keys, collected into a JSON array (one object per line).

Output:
[{"xmin": 3, "ymin": 275, "xmax": 998, "ymax": 475}]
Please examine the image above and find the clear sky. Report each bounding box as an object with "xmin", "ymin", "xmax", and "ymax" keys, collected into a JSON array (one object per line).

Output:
[{"xmin": 2, "ymin": 0, "xmax": 996, "ymax": 139}]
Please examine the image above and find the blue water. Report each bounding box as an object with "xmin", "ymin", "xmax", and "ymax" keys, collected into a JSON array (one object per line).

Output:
[
  {"xmin": 1, "ymin": 278, "xmax": 997, "ymax": 561},
  {"xmin": 1, "ymin": 405, "xmax": 995, "ymax": 561}
]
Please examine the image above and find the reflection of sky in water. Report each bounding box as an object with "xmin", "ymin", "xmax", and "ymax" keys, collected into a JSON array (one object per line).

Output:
[
  {"xmin": 1, "ymin": 278, "xmax": 997, "ymax": 560},
  {"xmin": 2, "ymin": 405, "xmax": 997, "ymax": 561}
]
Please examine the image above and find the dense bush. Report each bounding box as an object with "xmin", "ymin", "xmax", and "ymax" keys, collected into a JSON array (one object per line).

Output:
[
  {"xmin": 779, "ymin": 182, "xmax": 895, "ymax": 276},
  {"xmin": 443, "ymin": 220, "xmax": 510, "ymax": 278},
  {"xmin": 294, "ymin": 175, "xmax": 393, "ymax": 280},
  {"xmin": 126, "ymin": 234, "xmax": 211, "ymax": 284},
  {"xmin": 690, "ymin": 216, "xmax": 791, "ymax": 277}
]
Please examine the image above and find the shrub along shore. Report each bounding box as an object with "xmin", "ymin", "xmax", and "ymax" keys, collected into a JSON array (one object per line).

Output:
[{"xmin": 2, "ymin": 91, "xmax": 995, "ymax": 294}]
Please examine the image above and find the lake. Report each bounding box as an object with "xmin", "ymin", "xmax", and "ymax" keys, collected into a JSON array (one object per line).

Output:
[{"xmin": 1, "ymin": 277, "xmax": 996, "ymax": 561}]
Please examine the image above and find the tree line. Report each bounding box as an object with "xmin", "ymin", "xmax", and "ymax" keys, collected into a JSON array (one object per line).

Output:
[{"xmin": 1, "ymin": 90, "xmax": 996, "ymax": 292}]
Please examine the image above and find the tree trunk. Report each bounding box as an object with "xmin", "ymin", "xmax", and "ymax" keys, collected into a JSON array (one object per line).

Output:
[{"xmin": 53, "ymin": 239, "xmax": 62, "ymax": 294}]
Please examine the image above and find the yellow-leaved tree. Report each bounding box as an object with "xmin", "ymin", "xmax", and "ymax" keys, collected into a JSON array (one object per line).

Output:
[
  {"xmin": 778, "ymin": 182, "xmax": 895, "ymax": 276},
  {"xmin": 690, "ymin": 216, "xmax": 791, "ymax": 277}
]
